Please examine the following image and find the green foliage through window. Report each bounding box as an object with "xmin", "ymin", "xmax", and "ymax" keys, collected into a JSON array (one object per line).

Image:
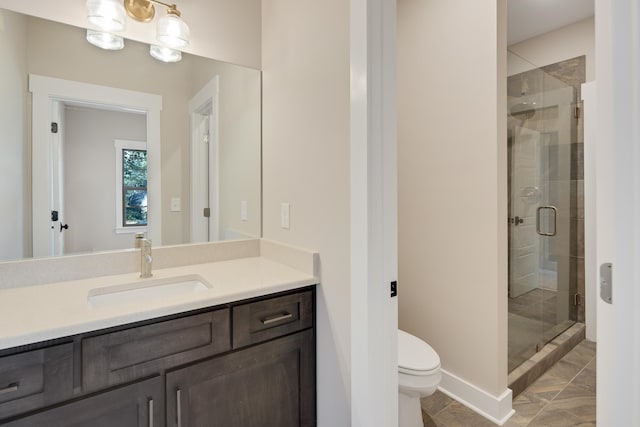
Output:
[{"xmin": 123, "ymin": 149, "xmax": 148, "ymax": 226}]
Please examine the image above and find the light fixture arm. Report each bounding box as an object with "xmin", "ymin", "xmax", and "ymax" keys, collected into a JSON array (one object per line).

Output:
[
  {"xmin": 147, "ymin": 0, "xmax": 181, "ymax": 16},
  {"xmin": 124, "ymin": 0, "xmax": 182, "ymax": 22}
]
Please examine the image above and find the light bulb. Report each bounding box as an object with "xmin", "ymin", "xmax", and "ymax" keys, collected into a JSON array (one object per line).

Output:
[
  {"xmin": 86, "ymin": 30, "xmax": 124, "ymax": 50},
  {"xmin": 86, "ymin": 0, "xmax": 126, "ymax": 32},
  {"xmin": 156, "ymin": 13, "xmax": 190, "ymax": 49},
  {"xmin": 149, "ymin": 45, "xmax": 182, "ymax": 63}
]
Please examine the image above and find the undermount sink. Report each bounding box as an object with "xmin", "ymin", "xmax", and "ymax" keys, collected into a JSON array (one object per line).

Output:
[{"xmin": 88, "ymin": 275, "xmax": 212, "ymax": 308}]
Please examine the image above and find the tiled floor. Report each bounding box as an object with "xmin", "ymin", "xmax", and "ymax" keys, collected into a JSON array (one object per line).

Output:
[{"xmin": 421, "ymin": 340, "xmax": 596, "ymax": 427}]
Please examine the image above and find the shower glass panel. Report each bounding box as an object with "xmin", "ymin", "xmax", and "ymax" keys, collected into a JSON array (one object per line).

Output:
[{"xmin": 507, "ymin": 51, "xmax": 577, "ymax": 373}]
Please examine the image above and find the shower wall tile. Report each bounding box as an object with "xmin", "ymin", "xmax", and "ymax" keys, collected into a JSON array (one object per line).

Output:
[
  {"xmin": 577, "ymin": 180, "xmax": 584, "ymax": 219},
  {"xmin": 570, "ymin": 219, "xmax": 585, "ymax": 257},
  {"xmin": 571, "ymin": 143, "xmax": 584, "ymax": 181}
]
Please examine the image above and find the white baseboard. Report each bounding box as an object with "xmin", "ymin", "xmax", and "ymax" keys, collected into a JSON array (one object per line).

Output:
[{"xmin": 438, "ymin": 369, "xmax": 515, "ymax": 425}]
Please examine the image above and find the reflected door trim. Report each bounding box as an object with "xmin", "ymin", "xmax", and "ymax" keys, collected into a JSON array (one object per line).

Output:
[
  {"xmin": 29, "ymin": 74, "xmax": 163, "ymax": 257},
  {"xmin": 189, "ymin": 76, "xmax": 220, "ymax": 243}
]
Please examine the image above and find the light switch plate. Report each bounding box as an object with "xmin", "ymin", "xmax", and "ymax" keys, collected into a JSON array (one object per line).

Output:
[
  {"xmin": 170, "ymin": 197, "xmax": 181, "ymax": 212},
  {"xmin": 280, "ymin": 202, "xmax": 290, "ymax": 229},
  {"xmin": 241, "ymin": 200, "xmax": 248, "ymax": 221}
]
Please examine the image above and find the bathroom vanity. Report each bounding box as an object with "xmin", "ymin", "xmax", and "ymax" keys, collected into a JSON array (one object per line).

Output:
[
  {"xmin": 0, "ymin": 240, "xmax": 318, "ymax": 426},
  {"xmin": 0, "ymin": 288, "xmax": 315, "ymax": 426}
]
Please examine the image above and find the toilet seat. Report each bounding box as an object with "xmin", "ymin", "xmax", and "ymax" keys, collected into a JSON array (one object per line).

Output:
[{"xmin": 398, "ymin": 330, "xmax": 440, "ymax": 376}]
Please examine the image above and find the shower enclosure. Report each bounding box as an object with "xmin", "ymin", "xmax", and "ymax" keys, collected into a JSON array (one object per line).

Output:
[{"xmin": 507, "ymin": 52, "xmax": 581, "ymax": 372}]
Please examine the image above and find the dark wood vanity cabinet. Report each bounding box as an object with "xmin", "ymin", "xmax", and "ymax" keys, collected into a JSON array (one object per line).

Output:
[
  {"xmin": 166, "ymin": 329, "xmax": 315, "ymax": 427},
  {"xmin": 2, "ymin": 377, "xmax": 163, "ymax": 427},
  {"xmin": 0, "ymin": 287, "xmax": 315, "ymax": 427}
]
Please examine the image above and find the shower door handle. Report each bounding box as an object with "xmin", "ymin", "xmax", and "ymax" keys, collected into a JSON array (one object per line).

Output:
[{"xmin": 536, "ymin": 206, "xmax": 558, "ymax": 236}]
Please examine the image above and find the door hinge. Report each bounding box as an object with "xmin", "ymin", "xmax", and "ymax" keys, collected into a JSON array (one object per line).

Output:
[
  {"xmin": 203, "ymin": 208, "xmax": 211, "ymax": 218},
  {"xmin": 573, "ymin": 293, "xmax": 582, "ymax": 306},
  {"xmin": 390, "ymin": 281, "xmax": 397, "ymax": 298},
  {"xmin": 51, "ymin": 122, "xmax": 58, "ymax": 133},
  {"xmin": 574, "ymin": 106, "xmax": 580, "ymax": 119}
]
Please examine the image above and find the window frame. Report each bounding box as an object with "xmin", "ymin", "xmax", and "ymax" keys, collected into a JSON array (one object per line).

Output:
[{"xmin": 114, "ymin": 139, "xmax": 148, "ymax": 234}]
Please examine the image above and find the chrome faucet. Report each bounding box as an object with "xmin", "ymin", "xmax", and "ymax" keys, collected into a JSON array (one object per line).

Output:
[{"xmin": 140, "ymin": 238, "xmax": 153, "ymax": 278}]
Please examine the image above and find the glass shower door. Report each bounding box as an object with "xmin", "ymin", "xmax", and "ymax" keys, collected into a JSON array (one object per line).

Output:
[{"xmin": 507, "ymin": 61, "xmax": 577, "ymax": 372}]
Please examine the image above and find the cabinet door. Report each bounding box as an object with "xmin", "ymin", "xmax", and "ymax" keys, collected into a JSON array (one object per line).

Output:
[
  {"xmin": 166, "ymin": 329, "xmax": 315, "ymax": 427},
  {"xmin": 0, "ymin": 343, "xmax": 73, "ymax": 420},
  {"xmin": 3, "ymin": 377, "xmax": 163, "ymax": 427}
]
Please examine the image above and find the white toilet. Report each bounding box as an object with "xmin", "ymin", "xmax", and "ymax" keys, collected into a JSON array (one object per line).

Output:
[{"xmin": 398, "ymin": 329, "xmax": 441, "ymax": 427}]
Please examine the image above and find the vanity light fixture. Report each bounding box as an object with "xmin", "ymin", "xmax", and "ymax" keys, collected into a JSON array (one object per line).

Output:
[
  {"xmin": 125, "ymin": 0, "xmax": 190, "ymax": 48},
  {"xmin": 86, "ymin": 0, "xmax": 190, "ymax": 61},
  {"xmin": 149, "ymin": 44, "xmax": 182, "ymax": 62},
  {"xmin": 86, "ymin": 29, "xmax": 125, "ymax": 50}
]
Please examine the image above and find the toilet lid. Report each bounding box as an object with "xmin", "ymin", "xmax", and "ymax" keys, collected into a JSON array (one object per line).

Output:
[{"xmin": 398, "ymin": 330, "xmax": 440, "ymax": 374}]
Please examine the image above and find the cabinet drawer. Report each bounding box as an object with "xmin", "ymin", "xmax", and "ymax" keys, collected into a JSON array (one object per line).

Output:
[
  {"xmin": 82, "ymin": 308, "xmax": 230, "ymax": 392},
  {"xmin": 232, "ymin": 290, "xmax": 313, "ymax": 348},
  {"xmin": 0, "ymin": 343, "xmax": 73, "ymax": 420}
]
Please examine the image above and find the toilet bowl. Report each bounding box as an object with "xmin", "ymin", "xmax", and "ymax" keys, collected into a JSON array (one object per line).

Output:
[{"xmin": 398, "ymin": 329, "xmax": 441, "ymax": 427}]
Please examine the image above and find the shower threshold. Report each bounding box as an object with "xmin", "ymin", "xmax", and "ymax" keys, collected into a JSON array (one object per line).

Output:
[{"xmin": 508, "ymin": 323, "xmax": 585, "ymax": 398}]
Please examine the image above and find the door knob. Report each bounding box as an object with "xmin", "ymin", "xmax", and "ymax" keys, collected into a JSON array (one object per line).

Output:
[{"xmin": 60, "ymin": 223, "xmax": 69, "ymax": 232}]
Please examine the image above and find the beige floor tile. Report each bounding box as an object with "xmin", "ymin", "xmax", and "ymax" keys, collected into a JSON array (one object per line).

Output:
[
  {"xmin": 432, "ymin": 403, "xmax": 497, "ymax": 427},
  {"xmin": 546, "ymin": 384, "xmax": 596, "ymax": 423},
  {"xmin": 561, "ymin": 341, "xmax": 596, "ymax": 368},
  {"xmin": 509, "ymin": 391, "xmax": 547, "ymax": 426},
  {"xmin": 526, "ymin": 408, "xmax": 584, "ymax": 427},
  {"xmin": 526, "ymin": 371, "xmax": 568, "ymax": 401},
  {"xmin": 421, "ymin": 390, "xmax": 455, "ymax": 417},
  {"xmin": 422, "ymin": 411, "xmax": 439, "ymax": 427},
  {"xmin": 545, "ymin": 359, "xmax": 585, "ymax": 382},
  {"xmin": 571, "ymin": 360, "xmax": 596, "ymax": 392}
]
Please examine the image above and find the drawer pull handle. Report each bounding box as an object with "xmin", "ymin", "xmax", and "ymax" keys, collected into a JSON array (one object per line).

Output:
[
  {"xmin": 0, "ymin": 383, "xmax": 18, "ymax": 395},
  {"xmin": 177, "ymin": 389, "xmax": 182, "ymax": 427},
  {"xmin": 148, "ymin": 398, "xmax": 154, "ymax": 427},
  {"xmin": 261, "ymin": 312, "xmax": 293, "ymax": 325}
]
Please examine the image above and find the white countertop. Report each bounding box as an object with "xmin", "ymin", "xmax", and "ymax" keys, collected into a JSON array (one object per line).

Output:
[{"xmin": 0, "ymin": 256, "xmax": 318, "ymax": 350}]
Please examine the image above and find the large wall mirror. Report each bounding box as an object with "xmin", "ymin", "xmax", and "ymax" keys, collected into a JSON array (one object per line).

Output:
[{"xmin": 0, "ymin": 8, "xmax": 261, "ymax": 262}]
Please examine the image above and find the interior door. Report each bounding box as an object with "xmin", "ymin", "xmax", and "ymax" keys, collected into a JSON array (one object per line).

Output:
[{"xmin": 51, "ymin": 100, "xmax": 65, "ymax": 256}]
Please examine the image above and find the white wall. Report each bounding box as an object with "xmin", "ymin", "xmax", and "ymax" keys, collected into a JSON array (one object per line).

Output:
[
  {"xmin": 397, "ymin": 0, "xmax": 510, "ymax": 420},
  {"xmin": 0, "ymin": 0, "xmax": 261, "ymax": 68},
  {"xmin": 261, "ymin": 0, "xmax": 351, "ymax": 425},
  {"xmin": 63, "ymin": 107, "xmax": 146, "ymax": 253},
  {"xmin": 508, "ymin": 17, "xmax": 595, "ymax": 81},
  {"xmin": 0, "ymin": 9, "xmax": 28, "ymax": 260},
  {"xmin": 595, "ymin": 1, "xmax": 640, "ymax": 424},
  {"xmin": 192, "ymin": 58, "xmax": 262, "ymax": 240}
]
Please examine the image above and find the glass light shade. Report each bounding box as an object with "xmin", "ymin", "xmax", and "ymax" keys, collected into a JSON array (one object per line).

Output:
[
  {"xmin": 86, "ymin": 30, "xmax": 125, "ymax": 50},
  {"xmin": 149, "ymin": 45, "xmax": 182, "ymax": 63},
  {"xmin": 156, "ymin": 13, "xmax": 190, "ymax": 48},
  {"xmin": 86, "ymin": 0, "xmax": 126, "ymax": 32}
]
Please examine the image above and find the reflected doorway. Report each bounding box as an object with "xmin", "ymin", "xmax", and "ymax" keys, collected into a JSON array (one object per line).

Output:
[{"xmin": 29, "ymin": 74, "xmax": 162, "ymax": 257}]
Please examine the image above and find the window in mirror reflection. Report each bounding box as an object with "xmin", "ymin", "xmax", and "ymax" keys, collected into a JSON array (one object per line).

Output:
[{"xmin": 115, "ymin": 140, "xmax": 148, "ymax": 231}]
